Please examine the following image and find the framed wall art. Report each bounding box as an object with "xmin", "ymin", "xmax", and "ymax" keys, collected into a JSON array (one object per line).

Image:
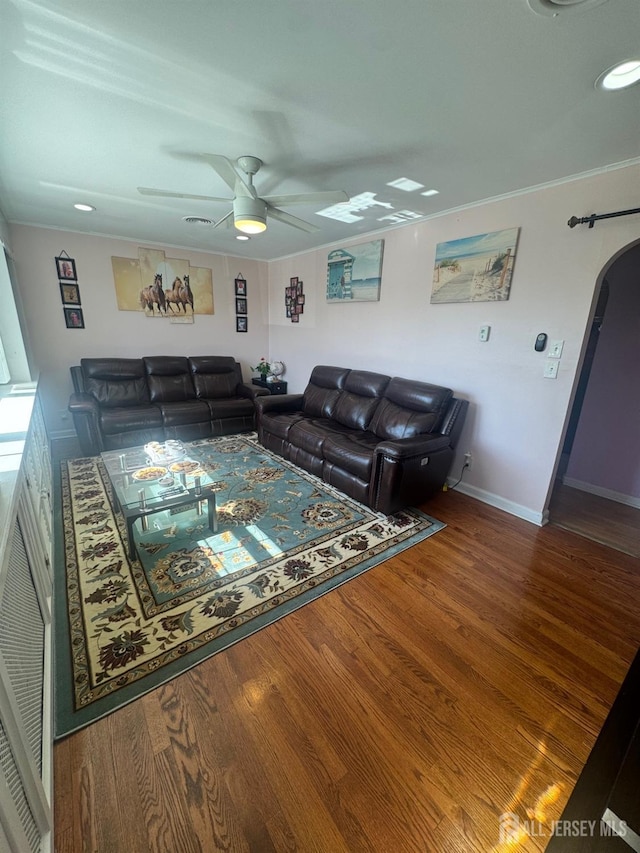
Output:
[
  {"xmin": 235, "ymin": 276, "xmax": 247, "ymax": 296},
  {"xmin": 326, "ymin": 239, "xmax": 384, "ymax": 303},
  {"xmin": 236, "ymin": 316, "xmax": 248, "ymax": 333},
  {"xmin": 285, "ymin": 277, "xmax": 305, "ymax": 322},
  {"xmin": 64, "ymin": 307, "xmax": 84, "ymax": 329},
  {"xmin": 236, "ymin": 297, "xmax": 247, "ymax": 315},
  {"xmin": 431, "ymin": 227, "xmax": 520, "ymax": 303},
  {"xmin": 56, "ymin": 255, "xmax": 77, "ymax": 281},
  {"xmin": 60, "ymin": 282, "xmax": 81, "ymax": 305}
]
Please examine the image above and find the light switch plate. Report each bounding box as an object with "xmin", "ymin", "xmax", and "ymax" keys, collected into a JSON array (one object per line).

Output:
[
  {"xmin": 549, "ymin": 340, "xmax": 564, "ymax": 359},
  {"xmin": 544, "ymin": 360, "xmax": 559, "ymax": 379},
  {"xmin": 479, "ymin": 325, "xmax": 491, "ymax": 342}
]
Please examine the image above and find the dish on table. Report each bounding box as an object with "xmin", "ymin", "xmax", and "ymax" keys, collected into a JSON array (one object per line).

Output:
[
  {"xmin": 132, "ymin": 466, "xmax": 168, "ymax": 482},
  {"xmin": 169, "ymin": 460, "xmax": 200, "ymax": 474}
]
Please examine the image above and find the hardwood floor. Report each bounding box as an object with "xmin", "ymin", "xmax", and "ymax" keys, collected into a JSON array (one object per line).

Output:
[
  {"xmin": 53, "ymin": 488, "xmax": 640, "ymax": 852},
  {"xmin": 549, "ymin": 483, "xmax": 640, "ymax": 559}
]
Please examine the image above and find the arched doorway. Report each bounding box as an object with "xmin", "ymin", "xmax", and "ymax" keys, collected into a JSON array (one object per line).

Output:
[{"xmin": 548, "ymin": 238, "xmax": 640, "ymax": 557}]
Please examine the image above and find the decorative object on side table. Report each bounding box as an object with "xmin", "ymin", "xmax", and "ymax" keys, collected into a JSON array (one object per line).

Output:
[
  {"xmin": 252, "ymin": 357, "xmax": 271, "ymax": 380},
  {"xmin": 251, "ymin": 358, "xmax": 287, "ymax": 394}
]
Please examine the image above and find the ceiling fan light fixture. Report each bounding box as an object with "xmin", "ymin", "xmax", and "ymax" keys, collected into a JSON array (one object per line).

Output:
[{"xmin": 234, "ymin": 197, "xmax": 267, "ymax": 234}]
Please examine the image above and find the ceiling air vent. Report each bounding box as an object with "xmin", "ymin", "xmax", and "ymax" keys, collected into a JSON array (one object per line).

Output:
[
  {"xmin": 182, "ymin": 216, "xmax": 213, "ymax": 226},
  {"xmin": 528, "ymin": 0, "xmax": 609, "ymax": 15}
]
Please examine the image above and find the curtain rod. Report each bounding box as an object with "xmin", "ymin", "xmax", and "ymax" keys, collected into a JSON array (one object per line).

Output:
[{"xmin": 567, "ymin": 206, "xmax": 640, "ymax": 229}]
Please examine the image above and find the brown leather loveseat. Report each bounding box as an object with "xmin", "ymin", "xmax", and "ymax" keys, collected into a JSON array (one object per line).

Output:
[
  {"xmin": 255, "ymin": 365, "xmax": 468, "ymax": 515},
  {"xmin": 68, "ymin": 355, "xmax": 268, "ymax": 455}
]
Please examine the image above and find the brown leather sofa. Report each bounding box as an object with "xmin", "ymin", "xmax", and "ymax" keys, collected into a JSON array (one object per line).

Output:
[
  {"xmin": 255, "ymin": 365, "xmax": 468, "ymax": 515},
  {"xmin": 68, "ymin": 355, "xmax": 268, "ymax": 455}
]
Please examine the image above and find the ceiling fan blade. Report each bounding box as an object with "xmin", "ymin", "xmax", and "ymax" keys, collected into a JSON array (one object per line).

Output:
[
  {"xmin": 201, "ymin": 154, "xmax": 256, "ymax": 199},
  {"xmin": 263, "ymin": 190, "xmax": 349, "ymax": 207},
  {"xmin": 212, "ymin": 210, "xmax": 234, "ymax": 229},
  {"xmin": 266, "ymin": 204, "xmax": 320, "ymax": 233},
  {"xmin": 138, "ymin": 187, "xmax": 230, "ymax": 203}
]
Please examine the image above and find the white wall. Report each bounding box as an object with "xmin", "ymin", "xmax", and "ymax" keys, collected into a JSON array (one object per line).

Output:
[
  {"xmin": 8, "ymin": 226, "xmax": 269, "ymax": 435},
  {"xmin": 8, "ymin": 164, "xmax": 639, "ymax": 523},
  {"xmin": 267, "ymin": 163, "xmax": 640, "ymax": 524}
]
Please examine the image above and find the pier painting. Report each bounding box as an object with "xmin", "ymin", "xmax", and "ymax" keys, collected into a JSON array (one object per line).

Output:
[{"xmin": 431, "ymin": 228, "xmax": 520, "ymax": 303}]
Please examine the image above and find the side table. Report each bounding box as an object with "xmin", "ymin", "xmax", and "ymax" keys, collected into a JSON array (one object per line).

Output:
[{"xmin": 251, "ymin": 378, "xmax": 288, "ymax": 395}]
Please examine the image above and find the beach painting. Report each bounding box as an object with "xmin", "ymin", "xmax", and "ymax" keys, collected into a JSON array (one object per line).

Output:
[
  {"xmin": 326, "ymin": 239, "xmax": 384, "ymax": 302},
  {"xmin": 431, "ymin": 227, "xmax": 520, "ymax": 303}
]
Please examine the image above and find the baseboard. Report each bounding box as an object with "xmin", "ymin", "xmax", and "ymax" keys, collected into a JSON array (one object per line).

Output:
[
  {"xmin": 448, "ymin": 480, "xmax": 547, "ymax": 526},
  {"xmin": 562, "ymin": 476, "xmax": 640, "ymax": 509}
]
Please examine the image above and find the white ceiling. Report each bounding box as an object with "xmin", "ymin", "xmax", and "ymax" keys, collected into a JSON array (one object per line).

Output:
[{"xmin": 1, "ymin": 0, "xmax": 639, "ymax": 261}]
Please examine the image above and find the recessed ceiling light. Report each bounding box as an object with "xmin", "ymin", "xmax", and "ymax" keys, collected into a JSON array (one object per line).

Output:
[
  {"xmin": 387, "ymin": 178, "xmax": 425, "ymax": 192},
  {"xmin": 421, "ymin": 189, "xmax": 440, "ymax": 197},
  {"xmin": 236, "ymin": 234, "xmax": 250, "ymax": 241},
  {"xmin": 528, "ymin": 0, "xmax": 609, "ymax": 17},
  {"xmin": 73, "ymin": 203, "xmax": 95, "ymax": 212},
  {"xmin": 596, "ymin": 60, "xmax": 640, "ymax": 91}
]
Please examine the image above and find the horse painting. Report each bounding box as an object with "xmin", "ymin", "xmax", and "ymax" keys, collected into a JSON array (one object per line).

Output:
[
  {"xmin": 140, "ymin": 273, "xmax": 166, "ymax": 314},
  {"xmin": 164, "ymin": 275, "xmax": 194, "ymax": 313},
  {"xmin": 179, "ymin": 275, "xmax": 194, "ymax": 312},
  {"xmin": 165, "ymin": 277, "xmax": 185, "ymax": 313}
]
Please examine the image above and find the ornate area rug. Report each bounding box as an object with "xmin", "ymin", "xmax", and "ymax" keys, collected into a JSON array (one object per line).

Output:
[{"xmin": 54, "ymin": 434, "xmax": 444, "ymax": 738}]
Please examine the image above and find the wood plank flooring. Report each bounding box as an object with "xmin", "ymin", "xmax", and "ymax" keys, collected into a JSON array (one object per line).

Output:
[
  {"xmin": 549, "ymin": 483, "xmax": 640, "ymax": 558},
  {"xmin": 53, "ymin": 489, "xmax": 640, "ymax": 852}
]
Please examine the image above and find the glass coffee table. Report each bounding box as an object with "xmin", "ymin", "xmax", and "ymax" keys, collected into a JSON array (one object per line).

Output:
[{"xmin": 101, "ymin": 440, "xmax": 218, "ymax": 559}]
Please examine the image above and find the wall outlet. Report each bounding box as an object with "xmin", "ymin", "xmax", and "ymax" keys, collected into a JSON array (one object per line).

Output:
[{"xmin": 464, "ymin": 452, "xmax": 472, "ymax": 470}]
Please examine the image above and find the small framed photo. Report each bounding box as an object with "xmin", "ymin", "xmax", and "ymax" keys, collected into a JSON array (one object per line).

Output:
[
  {"xmin": 291, "ymin": 313, "xmax": 300, "ymax": 323},
  {"xmin": 64, "ymin": 307, "xmax": 84, "ymax": 329},
  {"xmin": 234, "ymin": 277, "xmax": 247, "ymax": 296},
  {"xmin": 56, "ymin": 256, "xmax": 77, "ymax": 281},
  {"xmin": 235, "ymin": 297, "xmax": 247, "ymax": 315},
  {"xmin": 60, "ymin": 282, "xmax": 81, "ymax": 305},
  {"xmin": 290, "ymin": 276, "xmax": 298, "ymax": 286},
  {"xmin": 236, "ymin": 315, "xmax": 247, "ymax": 333}
]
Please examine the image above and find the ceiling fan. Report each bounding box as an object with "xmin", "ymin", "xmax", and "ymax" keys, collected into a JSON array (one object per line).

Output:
[{"xmin": 138, "ymin": 154, "xmax": 349, "ymax": 235}]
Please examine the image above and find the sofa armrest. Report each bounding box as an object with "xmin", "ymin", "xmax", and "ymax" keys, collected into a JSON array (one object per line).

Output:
[
  {"xmin": 68, "ymin": 392, "xmax": 103, "ymax": 455},
  {"xmin": 254, "ymin": 393, "xmax": 304, "ymax": 416},
  {"xmin": 375, "ymin": 433, "xmax": 451, "ymax": 461},
  {"xmin": 237, "ymin": 382, "xmax": 270, "ymax": 400}
]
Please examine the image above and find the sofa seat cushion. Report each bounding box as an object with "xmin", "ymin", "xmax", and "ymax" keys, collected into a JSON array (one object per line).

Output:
[
  {"xmin": 156, "ymin": 400, "xmax": 211, "ymax": 427},
  {"xmin": 99, "ymin": 404, "xmax": 163, "ymax": 435},
  {"xmin": 288, "ymin": 418, "xmax": 353, "ymax": 457},
  {"xmin": 322, "ymin": 431, "xmax": 380, "ymax": 480},
  {"xmin": 260, "ymin": 411, "xmax": 306, "ymax": 440},
  {"xmin": 206, "ymin": 397, "xmax": 255, "ymax": 419}
]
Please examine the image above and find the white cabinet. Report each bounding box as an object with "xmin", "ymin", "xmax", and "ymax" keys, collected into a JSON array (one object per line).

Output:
[{"xmin": 0, "ymin": 389, "xmax": 53, "ymax": 853}]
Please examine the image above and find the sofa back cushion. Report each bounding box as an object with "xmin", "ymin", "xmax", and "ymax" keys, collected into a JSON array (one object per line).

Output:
[
  {"xmin": 189, "ymin": 356, "xmax": 241, "ymax": 399},
  {"xmin": 303, "ymin": 366, "xmax": 350, "ymax": 418},
  {"xmin": 144, "ymin": 356, "xmax": 195, "ymax": 403},
  {"xmin": 369, "ymin": 377, "xmax": 453, "ymax": 440},
  {"xmin": 332, "ymin": 370, "xmax": 390, "ymax": 431},
  {"xmin": 81, "ymin": 358, "xmax": 149, "ymax": 408}
]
